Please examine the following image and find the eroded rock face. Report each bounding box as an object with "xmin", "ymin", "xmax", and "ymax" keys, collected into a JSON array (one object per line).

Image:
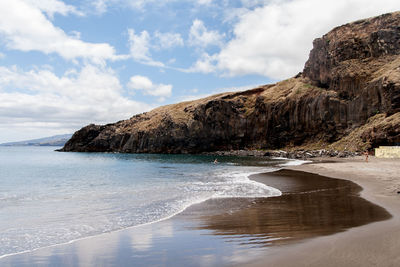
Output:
[
  {"xmin": 303, "ymin": 12, "xmax": 400, "ymax": 87},
  {"xmin": 303, "ymin": 12, "xmax": 400, "ymax": 115},
  {"xmin": 61, "ymin": 12, "xmax": 400, "ymax": 153}
]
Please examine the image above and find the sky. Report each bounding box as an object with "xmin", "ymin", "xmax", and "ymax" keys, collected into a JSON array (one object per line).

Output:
[{"xmin": 0, "ymin": 0, "xmax": 399, "ymax": 142}]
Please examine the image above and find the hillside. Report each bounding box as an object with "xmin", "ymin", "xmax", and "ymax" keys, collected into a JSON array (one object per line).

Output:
[
  {"xmin": 1, "ymin": 134, "xmax": 72, "ymax": 147},
  {"xmin": 61, "ymin": 12, "xmax": 400, "ymax": 153}
]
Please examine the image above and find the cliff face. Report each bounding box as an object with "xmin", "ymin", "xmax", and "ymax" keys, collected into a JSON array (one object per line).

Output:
[
  {"xmin": 61, "ymin": 12, "xmax": 400, "ymax": 153},
  {"xmin": 303, "ymin": 12, "xmax": 400, "ymax": 115}
]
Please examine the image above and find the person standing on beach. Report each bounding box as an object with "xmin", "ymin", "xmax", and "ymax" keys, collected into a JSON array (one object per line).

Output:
[{"xmin": 364, "ymin": 151, "xmax": 369, "ymax": 162}]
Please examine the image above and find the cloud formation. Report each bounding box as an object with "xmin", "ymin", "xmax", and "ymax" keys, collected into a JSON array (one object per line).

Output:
[
  {"xmin": 90, "ymin": 0, "xmax": 215, "ymax": 14},
  {"xmin": 127, "ymin": 29, "xmax": 156, "ymax": 63},
  {"xmin": 202, "ymin": 0, "xmax": 400, "ymax": 79},
  {"xmin": 127, "ymin": 28, "xmax": 184, "ymax": 67},
  {"xmin": 0, "ymin": 65, "xmax": 152, "ymax": 138},
  {"xmin": 189, "ymin": 19, "xmax": 225, "ymax": 48},
  {"xmin": 24, "ymin": 0, "xmax": 83, "ymax": 18},
  {"xmin": 128, "ymin": 75, "xmax": 172, "ymax": 100},
  {"xmin": 187, "ymin": 53, "xmax": 218, "ymax": 73},
  {"xmin": 154, "ymin": 31, "xmax": 184, "ymax": 50},
  {"xmin": 0, "ymin": 0, "xmax": 117, "ymax": 64}
]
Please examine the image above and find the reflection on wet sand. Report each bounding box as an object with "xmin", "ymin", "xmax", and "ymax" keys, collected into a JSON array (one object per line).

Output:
[
  {"xmin": 0, "ymin": 170, "xmax": 391, "ymax": 266},
  {"xmin": 184, "ymin": 170, "xmax": 391, "ymax": 247}
]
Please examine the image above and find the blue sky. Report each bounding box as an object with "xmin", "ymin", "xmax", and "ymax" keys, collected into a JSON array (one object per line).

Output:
[{"xmin": 0, "ymin": 0, "xmax": 399, "ymax": 142}]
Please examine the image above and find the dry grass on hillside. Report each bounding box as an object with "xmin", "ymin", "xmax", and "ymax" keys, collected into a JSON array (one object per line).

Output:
[{"xmin": 330, "ymin": 113, "xmax": 400, "ymax": 151}]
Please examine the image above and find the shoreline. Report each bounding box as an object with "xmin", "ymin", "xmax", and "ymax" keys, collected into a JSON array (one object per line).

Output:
[
  {"xmin": 0, "ymin": 170, "xmax": 280, "ymax": 261},
  {"xmin": 248, "ymin": 156, "xmax": 400, "ymax": 266},
  {"xmin": 0, "ymin": 156, "xmax": 396, "ymax": 266}
]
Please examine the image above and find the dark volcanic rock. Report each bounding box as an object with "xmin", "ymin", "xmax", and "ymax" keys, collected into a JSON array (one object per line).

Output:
[
  {"xmin": 61, "ymin": 12, "xmax": 400, "ymax": 154},
  {"xmin": 304, "ymin": 13, "xmax": 400, "ymax": 88},
  {"xmin": 303, "ymin": 12, "xmax": 400, "ymax": 115}
]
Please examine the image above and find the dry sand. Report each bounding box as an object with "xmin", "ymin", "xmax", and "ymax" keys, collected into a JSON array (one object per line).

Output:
[{"xmin": 248, "ymin": 156, "xmax": 400, "ymax": 267}]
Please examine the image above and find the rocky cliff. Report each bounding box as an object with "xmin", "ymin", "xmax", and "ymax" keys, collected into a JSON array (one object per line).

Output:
[{"xmin": 61, "ymin": 12, "xmax": 400, "ymax": 153}]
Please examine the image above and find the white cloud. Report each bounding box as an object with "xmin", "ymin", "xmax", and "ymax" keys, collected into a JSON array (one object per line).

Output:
[
  {"xmin": 24, "ymin": 0, "xmax": 83, "ymax": 18},
  {"xmin": 0, "ymin": 0, "xmax": 117, "ymax": 64},
  {"xmin": 89, "ymin": 0, "xmax": 214, "ymax": 14},
  {"xmin": 89, "ymin": 0, "xmax": 156, "ymax": 13},
  {"xmin": 196, "ymin": 0, "xmax": 213, "ymax": 5},
  {"xmin": 127, "ymin": 29, "xmax": 183, "ymax": 67},
  {"xmin": 128, "ymin": 29, "xmax": 151, "ymax": 61},
  {"xmin": 154, "ymin": 31, "xmax": 184, "ymax": 50},
  {"xmin": 90, "ymin": 0, "xmax": 109, "ymax": 14},
  {"xmin": 128, "ymin": 75, "xmax": 172, "ymax": 98},
  {"xmin": 239, "ymin": 0, "xmax": 269, "ymax": 8},
  {"xmin": 126, "ymin": 0, "xmax": 148, "ymax": 10},
  {"xmin": 127, "ymin": 75, "xmax": 153, "ymax": 91},
  {"xmin": 187, "ymin": 52, "xmax": 218, "ymax": 73},
  {"xmin": 189, "ymin": 19, "xmax": 225, "ymax": 48},
  {"xmin": 212, "ymin": 0, "xmax": 400, "ymax": 79},
  {"xmin": 127, "ymin": 29, "xmax": 165, "ymax": 67},
  {"xmin": 0, "ymin": 65, "xmax": 152, "ymax": 139}
]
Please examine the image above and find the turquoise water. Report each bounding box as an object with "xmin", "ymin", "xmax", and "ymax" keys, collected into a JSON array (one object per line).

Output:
[{"xmin": 0, "ymin": 146, "xmax": 291, "ymax": 258}]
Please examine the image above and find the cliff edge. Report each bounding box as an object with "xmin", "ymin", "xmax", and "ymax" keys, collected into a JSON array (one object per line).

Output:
[{"xmin": 61, "ymin": 12, "xmax": 400, "ymax": 153}]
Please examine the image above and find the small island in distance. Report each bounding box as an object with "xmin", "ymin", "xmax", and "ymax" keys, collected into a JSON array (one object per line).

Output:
[{"xmin": 60, "ymin": 12, "xmax": 400, "ymax": 156}]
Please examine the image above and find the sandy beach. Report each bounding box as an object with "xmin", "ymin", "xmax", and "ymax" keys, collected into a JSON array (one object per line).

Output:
[
  {"xmin": 248, "ymin": 156, "xmax": 400, "ymax": 267},
  {"xmin": 1, "ymin": 155, "xmax": 394, "ymax": 266}
]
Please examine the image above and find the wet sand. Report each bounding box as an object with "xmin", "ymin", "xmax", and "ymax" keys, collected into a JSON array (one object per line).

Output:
[
  {"xmin": 188, "ymin": 169, "xmax": 390, "ymax": 247},
  {"xmin": 248, "ymin": 156, "xmax": 400, "ymax": 266},
  {"xmin": 0, "ymin": 162, "xmax": 392, "ymax": 266}
]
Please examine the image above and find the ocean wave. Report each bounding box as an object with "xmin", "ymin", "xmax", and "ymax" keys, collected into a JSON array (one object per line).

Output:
[{"xmin": 0, "ymin": 166, "xmax": 283, "ymax": 259}]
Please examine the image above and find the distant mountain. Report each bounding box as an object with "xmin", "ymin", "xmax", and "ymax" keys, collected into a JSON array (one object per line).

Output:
[{"xmin": 0, "ymin": 134, "xmax": 72, "ymax": 147}]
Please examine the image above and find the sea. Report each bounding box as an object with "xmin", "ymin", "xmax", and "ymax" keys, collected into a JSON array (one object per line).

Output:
[{"xmin": 0, "ymin": 146, "xmax": 299, "ymax": 259}]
